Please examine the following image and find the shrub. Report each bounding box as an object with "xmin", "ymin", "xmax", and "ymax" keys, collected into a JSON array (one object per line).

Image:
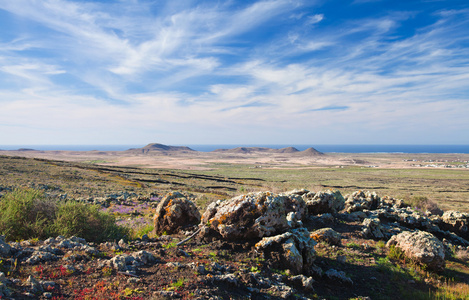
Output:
[
  {"xmin": 0, "ymin": 188, "xmax": 129, "ymax": 243},
  {"xmin": 406, "ymin": 196, "xmax": 443, "ymax": 216},
  {"xmin": 388, "ymin": 245, "xmax": 406, "ymax": 262},
  {"xmin": 52, "ymin": 201, "xmax": 130, "ymax": 243},
  {"xmin": 0, "ymin": 188, "xmax": 56, "ymax": 240}
]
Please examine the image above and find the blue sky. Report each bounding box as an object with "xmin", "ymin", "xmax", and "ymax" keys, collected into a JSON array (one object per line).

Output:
[{"xmin": 1, "ymin": 0, "xmax": 468, "ymax": 146}]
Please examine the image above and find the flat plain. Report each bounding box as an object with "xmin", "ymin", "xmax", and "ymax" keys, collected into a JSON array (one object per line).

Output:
[{"xmin": 1, "ymin": 145, "xmax": 468, "ymax": 212}]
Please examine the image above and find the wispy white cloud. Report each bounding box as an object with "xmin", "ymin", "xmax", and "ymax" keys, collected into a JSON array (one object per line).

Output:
[{"xmin": 0, "ymin": 1, "xmax": 468, "ymax": 144}]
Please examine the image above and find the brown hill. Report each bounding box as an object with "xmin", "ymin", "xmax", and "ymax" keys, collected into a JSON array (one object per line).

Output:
[
  {"xmin": 126, "ymin": 143, "xmax": 195, "ymax": 154},
  {"xmin": 296, "ymin": 147, "xmax": 324, "ymax": 156},
  {"xmin": 277, "ymin": 147, "xmax": 300, "ymax": 153},
  {"xmin": 213, "ymin": 146, "xmax": 321, "ymax": 155}
]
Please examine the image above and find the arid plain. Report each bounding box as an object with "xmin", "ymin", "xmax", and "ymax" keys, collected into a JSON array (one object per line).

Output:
[{"xmin": 2, "ymin": 143, "xmax": 469, "ymax": 212}]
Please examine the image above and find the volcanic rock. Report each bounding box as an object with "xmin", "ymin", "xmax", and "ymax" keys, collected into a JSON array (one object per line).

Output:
[
  {"xmin": 440, "ymin": 211, "xmax": 469, "ymax": 240},
  {"xmin": 387, "ymin": 230, "xmax": 445, "ymax": 272},
  {"xmin": 153, "ymin": 192, "xmax": 201, "ymax": 235},
  {"xmin": 200, "ymin": 191, "xmax": 306, "ymax": 241},
  {"xmin": 310, "ymin": 228, "xmax": 342, "ymax": 245},
  {"xmin": 303, "ymin": 190, "xmax": 345, "ymax": 215},
  {"xmin": 255, "ymin": 228, "xmax": 317, "ymax": 275}
]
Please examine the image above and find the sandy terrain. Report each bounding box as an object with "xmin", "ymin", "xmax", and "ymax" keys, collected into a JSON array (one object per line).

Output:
[{"xmin": 1, "ymin": 145, "xmax": 469, "ymax": 170}]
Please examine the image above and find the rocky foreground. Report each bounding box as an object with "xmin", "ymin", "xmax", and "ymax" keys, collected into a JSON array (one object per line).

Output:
[{"xmin": 0, "ymin": 190, "xmax": 468, "ymax": 299}]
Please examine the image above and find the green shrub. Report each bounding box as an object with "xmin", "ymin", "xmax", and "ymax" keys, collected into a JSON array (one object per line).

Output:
[
  {"xmin": 388, "ymin": 245, "xmax": 406, "ymax": 261},
  {"xmin": 0, "ymin": 188, "xmax": 56, "ymax": 240},
  {"xmin": 0, "ymin": 188, "xmax": 129, "ymax": 243},
  {"xmin": 406, "ymin": 196, "xmax": 443, "ymax": 216},
  {"xmin": 52, "ymin": 201, "xmax": 130, "ymax": 243}
]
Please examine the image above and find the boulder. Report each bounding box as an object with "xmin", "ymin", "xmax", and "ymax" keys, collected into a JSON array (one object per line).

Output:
[
  {"xmin": 200, "ymin": 191, "xmax": 306, "ymax": 240},
  {"xmin": 153, "ymin": 192, "xmax": 201, "ymax": 235},
  {"xmin": 344, "ymin": 191, "xmax": 380, "ymax": 213},
  {"xmin": 386, "ymin": 230, "xmax": 445, "ymax": 272},
  {"xmin": 255, "ymin": 228, "xmax": 316, "ymax": 275},
  {"xmin": 310, "ymin": 228, "xmax": 342, "ymax": 245},
  {"xmin": 324, "ymin": 269, "xmax": 353, "ymax": 285},
  {"xmin": 440, "ymin": 211, "xmax": 469, "ymax": 240},
  {"xmin": 303, "ymin": 190, "xmax": 345, "ymax": 215},
  {"xmin": 362, "ymin": 218, "xmax": 385, "ymax": 240}
]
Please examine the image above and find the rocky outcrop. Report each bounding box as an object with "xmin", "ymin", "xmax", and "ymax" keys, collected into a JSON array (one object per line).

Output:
[
  {"xmin": 255, "ymin": 228, "xmax": 316, "ymax": 275},
  {"xmin": 303, "ymin": 190, "xmax": 345, "ymax": 215},
  {"xmin": 153, "ymin": 192, "xmax": 201, "ymax": 235},
  {"xmin": 387, "ymin": 230, "xmax": 445, "ymax": 272},
  {"xmin": 344, "ymin": 191, "xmax": 380, "ymax": 213},
  {"xmin": 362, "ymin": 218, "xmax": 386, "ymax": 240},
  {"xmin": 200, "ymin": 192, "xmax": 306, "ymax": 241},
  {"xmin": 310, "ymin": 228, "xmax": 342, "ymax": 245},
  {"xmin": 440, "ymin": 211, "xmax": 469, "ymax": 240}
]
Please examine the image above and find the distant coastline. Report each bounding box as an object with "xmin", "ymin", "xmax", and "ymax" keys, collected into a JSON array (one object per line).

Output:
[{"xmin": 1, "ymin": 144, "xmax": 469, "ymax": 154}]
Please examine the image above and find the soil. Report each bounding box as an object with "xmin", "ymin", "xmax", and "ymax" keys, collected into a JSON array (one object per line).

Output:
[{"xmin": 6, "ymin": 216, "xmax": 463, "ymax": 300}]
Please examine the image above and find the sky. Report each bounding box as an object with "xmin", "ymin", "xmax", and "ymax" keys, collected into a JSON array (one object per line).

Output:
[{"xmin": 0, "ymin": 0, "xmax": 468, "ymax": 146}]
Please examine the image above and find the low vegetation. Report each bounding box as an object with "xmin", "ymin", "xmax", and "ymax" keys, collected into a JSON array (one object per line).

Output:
[{"xmin": 0, "ymin": 188, "xmax": 129, "ymax": 243}]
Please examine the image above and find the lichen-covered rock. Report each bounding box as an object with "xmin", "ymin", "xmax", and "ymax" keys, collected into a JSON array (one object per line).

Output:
[
  {"xmin": 440, "ymin": 211, "xmax": 469, "ymax": 240},
  {"xmin": 324, "ymin": 269, "xmax": 353, "ymax": 285},
  {"xmin": 344, "ymin": 191, "xmax": 380, "ymax": 213},
  {"xmin": 310, "ymin": 228, "xmax": 342, "ymax": 245},
  {"xmin": 362, "ymin": 218, "xmax": 385, "ymax": 240},
  {"xmin": 153, "ymin": 192, "xmax": 201, "ymax": 235},
  {"xmin": 387, "ymin": 230, "xmax": 445, "ymax": 272},
  {"xmin": 255, "ymin": 228, "xmax": 316, "ymax": 275},
  {"xmin": 290, "ymin": 274, "xmax": 314, "ymax": 291},
  {"xmin": 109, "ymin": 250, "xmax": 157, "ymax": 272},
  {"xmin": 303, "ymin": 190, "xmax": 345, "ymax": 215},
  {"xmin": 200, "ymin": 191, "xmax": 306, "ymax": 240}
]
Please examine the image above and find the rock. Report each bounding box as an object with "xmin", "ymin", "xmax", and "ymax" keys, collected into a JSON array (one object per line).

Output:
[
  {"xmin": 344, "ymin": 190, "xmax": 380, "ymax": 213},
  {"xmin": 24, "ymin": 250, "xmax": 58, "ymax": 265},
  {"xmin": 154, "ymin": 290, "xmax": 181, "ymax": 299},
  {"xmin": 440, "ymin": 211, "xmax": 469, "ymax": 240},
  {"xmin": 387, "ymin": 230, "xmax": 445, "ymax": 272},
  {"xmin": 132, "ymin": 250, "xmax": 158, "ymax": 265},
  {"xmin": 362, "ymin": 218, "xmax": 385, "ymax": 240},
  {"xmin": 201, "ymin": 191, "xmax": 306, "ymax": 240},
  {"xmin": 303, "ymin": 190, "xmax": 345, "ymax": 215},
  {"xmin": 153, "ymin": 192, "xmax": 201, "ymax": 235},
  {"xmin": 212, "ymin": 273, "xmax": 239, "ymax": 286},
  {"xmin": 0, "ymin": 282, "xmax": 10, "ymax": 298},
  {"xmin": 26, "ymin": 275, "xmax": 43, "ymax": 293},
  {"xmin": 0, "ymin": 236, "xmax": 11, "ymax": 257},
  {"xmin": 324, "ymin": 268, "xmax": 353, "ymax": 285},
  {"xmin": 109, "ymin": 254, "xmax": 132, "ymax": 271},
  {"xmin": 345, "ymin": 211, "xmax": 367, "ymax": 222},
  {"xmin": 310, "ymin": 228, "xmax": 342, "ymax": 245},
  {"xmin": 255, "ymin": 228, "xmax": 316, "ymax": 275},
  {"xmin": 290, "ymin": 274, "xmax": 314, "ymax": 291},
  {"xmin": 309, "ymin": 213, "xmax": 335, "ymax": 227}
]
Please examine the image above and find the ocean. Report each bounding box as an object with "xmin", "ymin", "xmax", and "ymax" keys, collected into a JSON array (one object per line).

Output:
[{"xmin": 1, "ymin": 144, "xmax": 469, "ymax": 153}]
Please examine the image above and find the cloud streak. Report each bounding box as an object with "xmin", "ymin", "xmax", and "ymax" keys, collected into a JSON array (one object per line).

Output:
[{"xmin": 0, "ymin": 0, "xmax": 468, "ymax": 145}]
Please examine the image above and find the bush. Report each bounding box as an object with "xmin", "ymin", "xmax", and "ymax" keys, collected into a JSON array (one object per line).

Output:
[
  {"xmin": 406, "ymin": 196, "xmax": 443, "ymax": 216},
  {"xmin": 52, "ymin": 201, "xmax": 130, "ymax": 243},
  {"xmin": 0, "ymin": 188, "xmax": 56, "ymax": 240},
  {"xmin": 0, "ymin": 188, "xmax": 129, "ymax": 243}
]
